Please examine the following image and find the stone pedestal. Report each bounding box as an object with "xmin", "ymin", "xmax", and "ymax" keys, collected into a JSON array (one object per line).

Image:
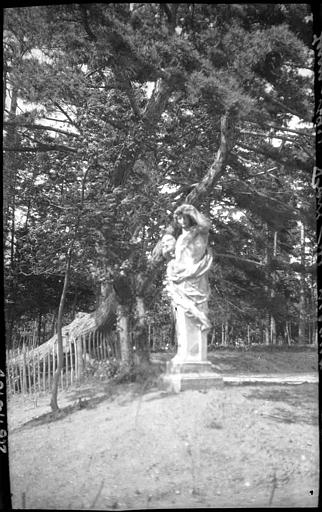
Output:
[
  {"xmin": 162, "ymin": 306, "xmax": 223, "ymax": 392},
  {"xmin": 174, "ymin": 306, "xmax": 207, "ymax": 362}
]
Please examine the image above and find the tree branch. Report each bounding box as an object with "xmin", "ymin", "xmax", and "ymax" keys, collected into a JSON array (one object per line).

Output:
[
  {"xmin": 143, "ymin": 78, "xmax": 174, "ymax": 127},
  {"xmin": 263, "ymin": 93, "xmax": 311, "ymax": 122},
  {"xmin": 249, "ymin": 120, "xmax": 314, "ymax": 137},
  {"xmin": 111, "ymin": 76, "xmax": 176, "ymax": 187},
  {"xmin": 240, "ymin": 129, "xmax": 299, "ymax": 144},
  {"xmin": 3, "ymin": 120, "xmax": 79, "ymax": 137},
  {"xmin": 236, "ymin": 141, "xmax": 312, "ymax": 169},
  {"xmin": 52, "ymin": 101, "xmax": 78, "ymax": 128},
  {"xmin": 185, "ymin": 110, "xmax": 231, "ymax": 205},
  {"xmin": 214, "ymin": 252, "xmax": 315, "ymax": 274},
  {"xmin": 4, "ymin": 144, "xmax": 77, "ymax": 153},
  {"xmin": 120, "ymin": 77, "xmax": 142, "ymax": 119},
  {"xmin": 79, "ymin": 4, "xmax": 97, "ymax": 42},
  {"xmin": 42, "ymin": 116, "xmax": 80, "ymax": 126}
]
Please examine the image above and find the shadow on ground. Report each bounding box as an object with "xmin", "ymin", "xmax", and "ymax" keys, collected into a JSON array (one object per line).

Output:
[
  {"xmin": 13, "ymin": 364, "xmax": 166, "ymax": 432},
  {"xmin": 244, "ymin": 383, "xmax": 319, "ymax": 426}
]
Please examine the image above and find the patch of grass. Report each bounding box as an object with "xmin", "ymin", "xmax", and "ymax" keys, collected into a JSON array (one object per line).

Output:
[
  {"xmin": 209, "ymin": 345, "xmax": 317, "ymax": 353},
  {"xmin": 260, "ymin": 407, "xmax": 318, "ymax": 426},
  {"xmin": 244, "ymin": 383, "xmax": 318, "ymax": 406},
  {"xmin": 244, "ymin": 383, "xmax": 319, "ymax": 426},
  {"xmin": 208, "ymin": 349, "xmax": 317, "ymax": 374}
]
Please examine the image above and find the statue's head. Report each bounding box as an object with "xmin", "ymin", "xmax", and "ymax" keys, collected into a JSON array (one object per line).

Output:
[
  {"xmin": 174, "ymin": 204, "xmax": 196, "ymax": 229},
  {"xmin": 173, "ymin": 204, "xmax": 210, "ymax": 231}
]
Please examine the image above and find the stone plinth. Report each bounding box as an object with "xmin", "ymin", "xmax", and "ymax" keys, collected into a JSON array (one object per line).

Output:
[
  {"xmin": 162, "ymin": 362, "xmax": 223, "ymax": 393},
  {"xmin": 166, "ymin": 360, "xmax": 216, "ymax": 374},
  {"xmin": 162, "ymin": 306, "xmax": 223, "ymax": 392}
]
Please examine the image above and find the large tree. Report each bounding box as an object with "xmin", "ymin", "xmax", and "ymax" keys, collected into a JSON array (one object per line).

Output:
[{"xmin": 4, "ymin": 4, "xmax": 315, "ymax": 368}]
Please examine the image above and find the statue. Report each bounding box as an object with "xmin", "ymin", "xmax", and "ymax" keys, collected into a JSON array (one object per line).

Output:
[{"xmin": 161, "ymin": 204, "xmax": 215, "ymax": 374}]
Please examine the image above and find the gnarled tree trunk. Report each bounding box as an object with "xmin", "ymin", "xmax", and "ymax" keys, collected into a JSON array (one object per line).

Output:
[
  {"xmin": 116, "ymin": 304, "xmax": 132, "ymax": 369},
  {"xmin": 50, "ymin": 249, "xmax": 72, "ymax": 412},
  {"xmin": 133, "ymin": 296, "xmax": 150, "ymax": 364}
]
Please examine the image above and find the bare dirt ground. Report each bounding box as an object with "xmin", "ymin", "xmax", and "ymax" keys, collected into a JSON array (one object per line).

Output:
[{"xmin": 7, "ymin": 349, "xmax": 320, "ymax": 509}]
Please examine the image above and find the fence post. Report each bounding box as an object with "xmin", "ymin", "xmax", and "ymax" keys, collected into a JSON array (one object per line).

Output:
[
  {"xmin": 13, "ymin": 362, "xmax": 17, "ymax": 394},
  {"xmin": 6, "ymin": 351, "xmax": 9, "ymax": 395},
  {"xmin": 17, "ymin": 362, "xmax": 21, "ymax": 394},
  {"xmin": 82, "ymin": 335, "xmax": 86, "ymax": 365},
  {"xmin": 17, "ymin": 351, "xmax": 21, "ymax": 393},
  {"xmin": 106, "ymin": 333, "xmax": 110, "ymax": 359},
  {"xmin": 52, "ymin": 343, "xmax": 56, "ymax": 392},
  {"xmin": 43, "ymin": 354, "xmax": 46, "ymax": 392},
  {"xmin": 93, "ymin": 331, "xmax": 97, "ymax": 359},
  {"xmin": 47, "ymin": 346, "xmax": 51, "ymax": 392},
  {"xmin": 69, "ymin": 338, "xmax": 74, "ymax": 386},
  {"xmin": 73, "ymin": 339, "xmax": 77, "ymax": 382},
  {"xmin": 148, "ymin": 324, "xmax": 151, "ymax": 351},
  {"xmin": 88, "ymin": 332, "xmax": 91, "ymax": 358},
  {"xmin": 57, "ymin": 341, "xmax": 63, "ymax": 391},
  {"xmin": 22, "ymin": 346, "xmax": 27, "ymax": 395},
  {"xmin": 110, "ymin": 334, "xmax": 113, "ymax": 358},
  {"xmin": 101, "ymin": 332, "xmax": 104, "ymax": 359},
  {"xmin": 99, "ymin": 332, "xmax": 103, "ymax": 360},
  {"xmin": 27, "ymin": 347, "xmax": 31, "ymax": 394},
  {"xmin": 6, "ymin": 350, "xmax": 12, "ymax": 395},
  {"xmin": 98, "ymin": 332, "xmax": 102, "ymax": 360},
  {"xmin": 10, "ymin": 350, "xmax": 15, "ymax": 393},
  {"xmin": 32, "ymin": 350, "xmax": 36, "ymax": 394},
  {"xmin": 65, "ymin": 339, "xmax": 69, "ymax": 388},
  {"xmin": 103, "ymin": 332, "xmax": 107, "ymax": 360},
  {"xmin": 76, "ymin": 337, "xmax": 83, "ymax": 381},
  {"xmin": 37, "ymin": 352, "xmax": 41, "ymax": 394}
]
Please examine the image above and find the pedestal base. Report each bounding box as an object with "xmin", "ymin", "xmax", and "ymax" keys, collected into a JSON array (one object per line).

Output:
[
  {"xmin": 166, "ymin": 359, "xmax": 216, "ymax": 374},
  {"xmin": 162, "ymin": 360, "xmax": 223, "ymax": 393}
]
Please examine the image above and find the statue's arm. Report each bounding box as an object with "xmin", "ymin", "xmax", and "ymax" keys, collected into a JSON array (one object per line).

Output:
[
  {"xmin": 195, "ymin": 214, "xmax": 210, "ymax": 233},
  {"xmin": 189, "ymin": 226, "xmax": 209, "ymax": 244}
]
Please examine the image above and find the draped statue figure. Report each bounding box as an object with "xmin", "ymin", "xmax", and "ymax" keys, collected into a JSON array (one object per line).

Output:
[{"xmin": 161, "ymin": 204, "xmax": 213, "ymax": 367}]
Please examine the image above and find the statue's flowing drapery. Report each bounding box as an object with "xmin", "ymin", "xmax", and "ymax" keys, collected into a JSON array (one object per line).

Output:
[{"xmin": 163, "ymin": 205, "xmax": 213, "ymax": 331}]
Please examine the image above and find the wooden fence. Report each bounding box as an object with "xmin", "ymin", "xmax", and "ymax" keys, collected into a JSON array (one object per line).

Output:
[
  {"xmin": 6, "ymin": 330, "xmax": 119, "ymax": 396},
  {"xmin": 6, "ymin": 324, "xmax": 174, "ymax": 396}
]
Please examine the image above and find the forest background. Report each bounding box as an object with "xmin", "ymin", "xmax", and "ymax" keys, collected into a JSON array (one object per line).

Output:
[{"xmin": 3, "ymin": 3, "xmax": 317, "ymax": 367}]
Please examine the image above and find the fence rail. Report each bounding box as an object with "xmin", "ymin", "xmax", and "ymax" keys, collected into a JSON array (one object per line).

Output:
[{"xmin": 6, "ymin": 330, "xmax": 119, "ymax": 395}]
